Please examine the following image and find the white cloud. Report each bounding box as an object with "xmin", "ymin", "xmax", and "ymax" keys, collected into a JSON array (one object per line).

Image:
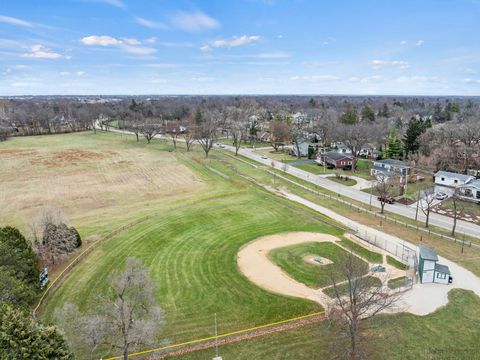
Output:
[
  {"xmin": 201, "ymin": 35, "xmax": 260, "ymax": 51},
  {"xmin": 171, "ymin": 11, "xmax": 220, "ymax": 32},
  {"xmin": 416, "ymin": 40, "xmax": 424, "ymax": 46},
  {"xmin": 360, "ymin": 75, "xmax": 385, "ymax": 83},
  {"xmin": 119, "ymin": 44, "xmax": 156, "ymax": 55},
  {"xmin": 290, "ymin": 75, "xmax": 340, "ymax": 82},
  {"xmin": 0, "ymin": 15, "xmax": 35, "ymax": 28},
  {"xmin": 463, "ymin": 78, "xmax": 480, "ymax": 84},
  {"xmin": 145, "ymin": 37, "xmax": 157, "ymax": 44},
  {"xmin": 21, "ymin": 44, "xmax": 65, "ymax": 59},
  {"xmin": 369, "ymin": 59, "xmax": 409, "ymax": 69},
  {"xmin": 122, "ymin": 37, "xmax": 141, "ymax": 46},
  {"xmin": 81, "ymin": 35, "xmax": 121, "ymax": 46},
  {"xmin": 144, "ymin": 63, "xmax": 180, "ymax": 68},
  {"xmin": 147, "ymin": 78, "xmax": 168, "ymax": 84},
  {"xmin": 81, "ymin": 35, "xmax": 156, "ymax": 55},
  {"xmin": 255, "ymin": 51, "xmax": 291, "ymax": 59},
  {"xmin": 322, "ymin": 37, "xmax": 336, "ymax": 46},
  {"xmin": 400, "ymin": 40, "xmax": 408, "ymax": 45},
  {"xmin": 191, "ymin": 76, "xmax": 215, "ymax": 82},
  {"xmin": 97, "ymin": 0, "xmax": 125, "ymax": 8},
  {"xmin": 59, "ymin": 71, "xmax": 70, "ymax": 76},
  {"xmin": 135, "ymin": 17, "xmax": 168, "ymax": 30},
  {"xmin": 76, "ymin": 71, "xmax": 85, "ymax": 76}
]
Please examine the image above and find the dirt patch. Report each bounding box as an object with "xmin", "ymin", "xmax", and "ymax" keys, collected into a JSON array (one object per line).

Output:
[
  {"xmin": 237, "ymin": 232, "xmax": 339, "ymax": 306},
  {"xmin": 303, "ymin": 255, "xmax": 334, "ymax": 266},
  {"xmin": 397, "ymin": 197, "xmax": 415, "ymax": 205},
  {"xmin": 0, "ymin": 148, "xmax": 38, "ymax": 157}
]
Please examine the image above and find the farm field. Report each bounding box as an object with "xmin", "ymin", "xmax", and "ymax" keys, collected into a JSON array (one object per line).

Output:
[
  {"xmin": 0, "ymin": 132, "xmax": 214, "ymax": 237},
  {"xmin": 5, "ymin": 131, "xmax": 479, "ymax": 359}
]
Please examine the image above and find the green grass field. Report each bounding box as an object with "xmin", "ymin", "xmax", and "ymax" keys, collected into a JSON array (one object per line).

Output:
[
  {"xmin": 175, "ymin": 290, "xmax": 480, "ymax": 360},
  {"xmin": 326, "ymin": 175, "xmax": 358, "ymax": 186},
  {"xmin": 339, "ymin": 238, "xmax": 383, "ymax": 263},
  {"xmin": 4, "ymin": 131, "xmax": 479, "ymax": 359},
  {"xmin": 41, "ymin": 184, "xmax": 342, "ymax": 357},
  {"xmin": 387, "ymin": 255, "xmax": 409, "ymax": 270},
  {"xmin": 269, "ymin": 242, "xmax": 368, "ymax": 288},
  {"xmin": 322, "ymin": 275, "xmax": 381, "ymax": 298}
]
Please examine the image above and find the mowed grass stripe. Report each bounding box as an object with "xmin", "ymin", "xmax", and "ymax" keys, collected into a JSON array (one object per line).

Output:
[{"xmin": 42, "ymin": 191, "xmax": 338, "ymax": 357}]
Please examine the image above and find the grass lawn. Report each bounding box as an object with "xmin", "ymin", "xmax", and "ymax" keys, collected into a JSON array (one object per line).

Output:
[
  {"xmin": 322, "ymin": 276, "xmax": 381, "ymax": 298},
  {"xmin": 176, "ymin": 290, "xmax": 480, "ymax": 360},
  {"xmin": 387, "ymin": 255, "xmax": 408, "ymax": 270},
  {"xmin": 41, "ymin": 182, "xmax": 342, "ymax": 358},
  {"xmin": 294, "ymin": 159, "xmax": 372, "ymax": 180},
  {"xmin": 437, "ymin": 198, "xmax": 480, "ymax": 222},
  {"xmin": 388, "ymin": 276, "xmax": 409, "ymax": 289},
  {"xmin": 269, "ymin": 242, "xmax": 368, "ymax": 289},
  {"xmin": 338, "ymin": 238, "xmax": 383, "ymax": 263},
  {"xmin": 218, "ymin": 137, "xmax": 269, "ymax": 148},
  {"xmin": 253, "ymin": 148, "xmax": 299, "ymax": 162},
  {"xmin": 326, "ymin": 175, "xmax": 358, "ymax": 186},
  {"xmin": 401, "ymin": 177, "xmax": 434, "ymax": 201}
]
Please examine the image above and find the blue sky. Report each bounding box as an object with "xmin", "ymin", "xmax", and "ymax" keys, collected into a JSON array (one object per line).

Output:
[{"xmin": 1, "ymin": 0, "xmax": 479, "ymax": 95}]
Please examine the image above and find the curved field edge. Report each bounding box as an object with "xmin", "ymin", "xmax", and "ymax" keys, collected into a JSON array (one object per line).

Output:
[
  {"xmin": 175, "ymin": 289, "xmax": 480, "ymax": 360},
  {"xmin": 41, "ymin": 191, "xmax": 342, "ymax": 357}
]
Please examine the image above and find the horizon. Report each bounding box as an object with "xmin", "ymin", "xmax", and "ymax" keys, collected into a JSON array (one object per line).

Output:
[{"xmin": 1, "ymin": 0, "xmax": 480, "ymax": 96}]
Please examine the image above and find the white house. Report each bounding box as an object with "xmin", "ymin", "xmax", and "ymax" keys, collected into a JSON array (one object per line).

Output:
[
  {"xmin": 434, "ymin": 171, "xmax": 480, "ymax": 203},
  {"xmin": 371, "ymin": 159, "xmax": 413, "ymax": 184},
  {"xmin": 434, "ymin": 171, "xmax": 474, "ymax": 188},
  {"xmin": 418, "ymin": 245, "xmax": 451, "ymax": 285},
  {"xmin": 330, "ymin": 141, "xmax": 352, "ymax": 154}
]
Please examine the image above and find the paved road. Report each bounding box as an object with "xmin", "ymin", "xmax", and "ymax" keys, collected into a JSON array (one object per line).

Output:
[
  {"xmin": 102, "ymin": 126, "xmax": 480, "ymax": 239},
  {"xmin": 227, "ymin": 145, "xmax": 480, "ymax": 239}
]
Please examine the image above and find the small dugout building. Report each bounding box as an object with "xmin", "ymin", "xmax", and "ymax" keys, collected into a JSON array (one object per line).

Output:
[{"xmin": 418, "ymin": 245, "xmax": 452, "ymax": 285}]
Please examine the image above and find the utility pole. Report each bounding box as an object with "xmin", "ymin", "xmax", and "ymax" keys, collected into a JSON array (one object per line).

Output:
[
  {"xmin": 212, "ymin": 313, "xmax": 222, "ymax": 360},
  {"xmin": 415, "ymin": 189, "xmax": 421, "ymax": 221}
]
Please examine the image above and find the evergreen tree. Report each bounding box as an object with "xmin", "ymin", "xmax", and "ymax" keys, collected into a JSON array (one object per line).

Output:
[
  {"xmin": 385, "ymin": 128, "xmax": 403, "ymax": 159},
  {"xmin": 403, "ymin": 116, "xmax": 431, "ymax": 157},
  {"xmin": 0, "ymin": 303, "xmax": 73, "ymax": 360},
  {"xmin": 340, "ymin": 106, "xmax": 358, "ymax": 124},
  {"xmin": 378, "ymin": 103, "xmax": 390, "ymax": 117},
  {"xmin": 361, "ymin": 105, "xmax": 375, "ymax": 121},
  {"xmin": 308, "ymin": 97, "xmax": 316, "ymax": 107}
]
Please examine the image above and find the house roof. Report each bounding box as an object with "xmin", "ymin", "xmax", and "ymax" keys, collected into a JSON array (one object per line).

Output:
[
  {"xmin": 434, "ymin": 171, "xmax": 474, "ymax": 182},
  {"xmin": 323, "ymin": 151, "xmax": 353, "ymax": 161},
  {"xmin": 435, "ymin": 263, "xmax": 450, "ymax": 275},
  {"xmin": 419, "ymin": 245, "xmax": 438, "ymax": 262},
  {"xmin": 461, "ymin": 179, "xmax": 480, "ymax": 189},
  {"xmin": 376, "ymin": 159, "xmax": 409, "ymax": 168}
]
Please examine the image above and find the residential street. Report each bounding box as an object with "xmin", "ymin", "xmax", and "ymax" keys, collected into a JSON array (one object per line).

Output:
[{"xmin": 228, "ymin": 145, "xmax": 480, "ymax": 240}]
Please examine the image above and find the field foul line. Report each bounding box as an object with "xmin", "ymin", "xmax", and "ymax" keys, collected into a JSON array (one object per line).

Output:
[{"xmin": 103, "ymin": 311, "xmax": 325, "ymax": 360}]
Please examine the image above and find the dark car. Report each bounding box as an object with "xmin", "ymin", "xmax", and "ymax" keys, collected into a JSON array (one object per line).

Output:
[{"xmin": 377, "ymin": 195, "xmax": 396, "ymax": 204}]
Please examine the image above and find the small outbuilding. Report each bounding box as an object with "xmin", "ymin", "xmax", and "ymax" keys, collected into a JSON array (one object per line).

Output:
[{"xmin": 418, "ymin": 245, "xmax": 451, "ymax": 285}]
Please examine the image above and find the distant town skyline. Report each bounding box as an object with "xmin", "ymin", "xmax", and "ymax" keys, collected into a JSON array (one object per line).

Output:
[{"xmin": 1, "ymin": 0, "xmax": 479, "ymax": 96}]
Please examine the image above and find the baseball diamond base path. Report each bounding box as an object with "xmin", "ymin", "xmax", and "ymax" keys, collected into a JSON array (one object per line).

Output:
[{"xmin": 237, "ymin": 232, "xmax": 336, "ymax": 306}]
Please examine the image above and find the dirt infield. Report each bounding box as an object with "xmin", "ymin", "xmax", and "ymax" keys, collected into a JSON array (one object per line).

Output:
[{"xmin": 237, "ymin": 232, "xmax": 338, "ymax": 305}]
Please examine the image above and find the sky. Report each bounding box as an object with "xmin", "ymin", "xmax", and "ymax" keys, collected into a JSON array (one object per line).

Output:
[{"xmin": 0, "ymin": 0, "xmax": 479, "ymax": 96}]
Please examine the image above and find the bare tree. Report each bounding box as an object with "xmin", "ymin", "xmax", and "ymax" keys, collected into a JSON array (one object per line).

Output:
[
  {"xmin": 140, "ymin": 118, "xmax": 162, "ymax": 144},
  {"xmin": 373, "ymin": 174, "xmax": 390, "ymax": 214},
  {"xmin": 269, "ymin": 119, "xmax": 292, "ymax": 152},
  {"xmin": 56, "ymin": 258, "xmax": 163, "ymax": 360},
  {"xmin": 165, "ymin": 120, "xmax": 181, "ymax": 150},
  {"xmin": 195, "ymin": 109, "xmax": 220, "ymax": 158},
  {"xmin": 226, "ymin": 107, "xmax": 248, "ymax": 156},
  {"xmin": 451, "ymin": 188, "xmax": 464, "ymax": 237},
  {"xmin": 420, "ymin": 189, "xmax": 436, "ymax": 228},
  {"xmin": 327, "ymin": 253, "xmax": 400, "ymax": 360}
]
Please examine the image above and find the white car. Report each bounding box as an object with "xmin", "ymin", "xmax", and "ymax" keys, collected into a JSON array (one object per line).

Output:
[
  {"xmin": 261, "ymin": 155, "xmax": 268, "ymax": 160},
  {"xmin": 435, "ymin": 192, "xmax": 448, "ymax": 200}
]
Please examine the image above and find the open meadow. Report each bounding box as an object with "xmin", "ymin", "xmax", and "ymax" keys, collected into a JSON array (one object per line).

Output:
[{"xmin": 4, "ymin": 131, "xmax": 480, "ymax": 359}]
